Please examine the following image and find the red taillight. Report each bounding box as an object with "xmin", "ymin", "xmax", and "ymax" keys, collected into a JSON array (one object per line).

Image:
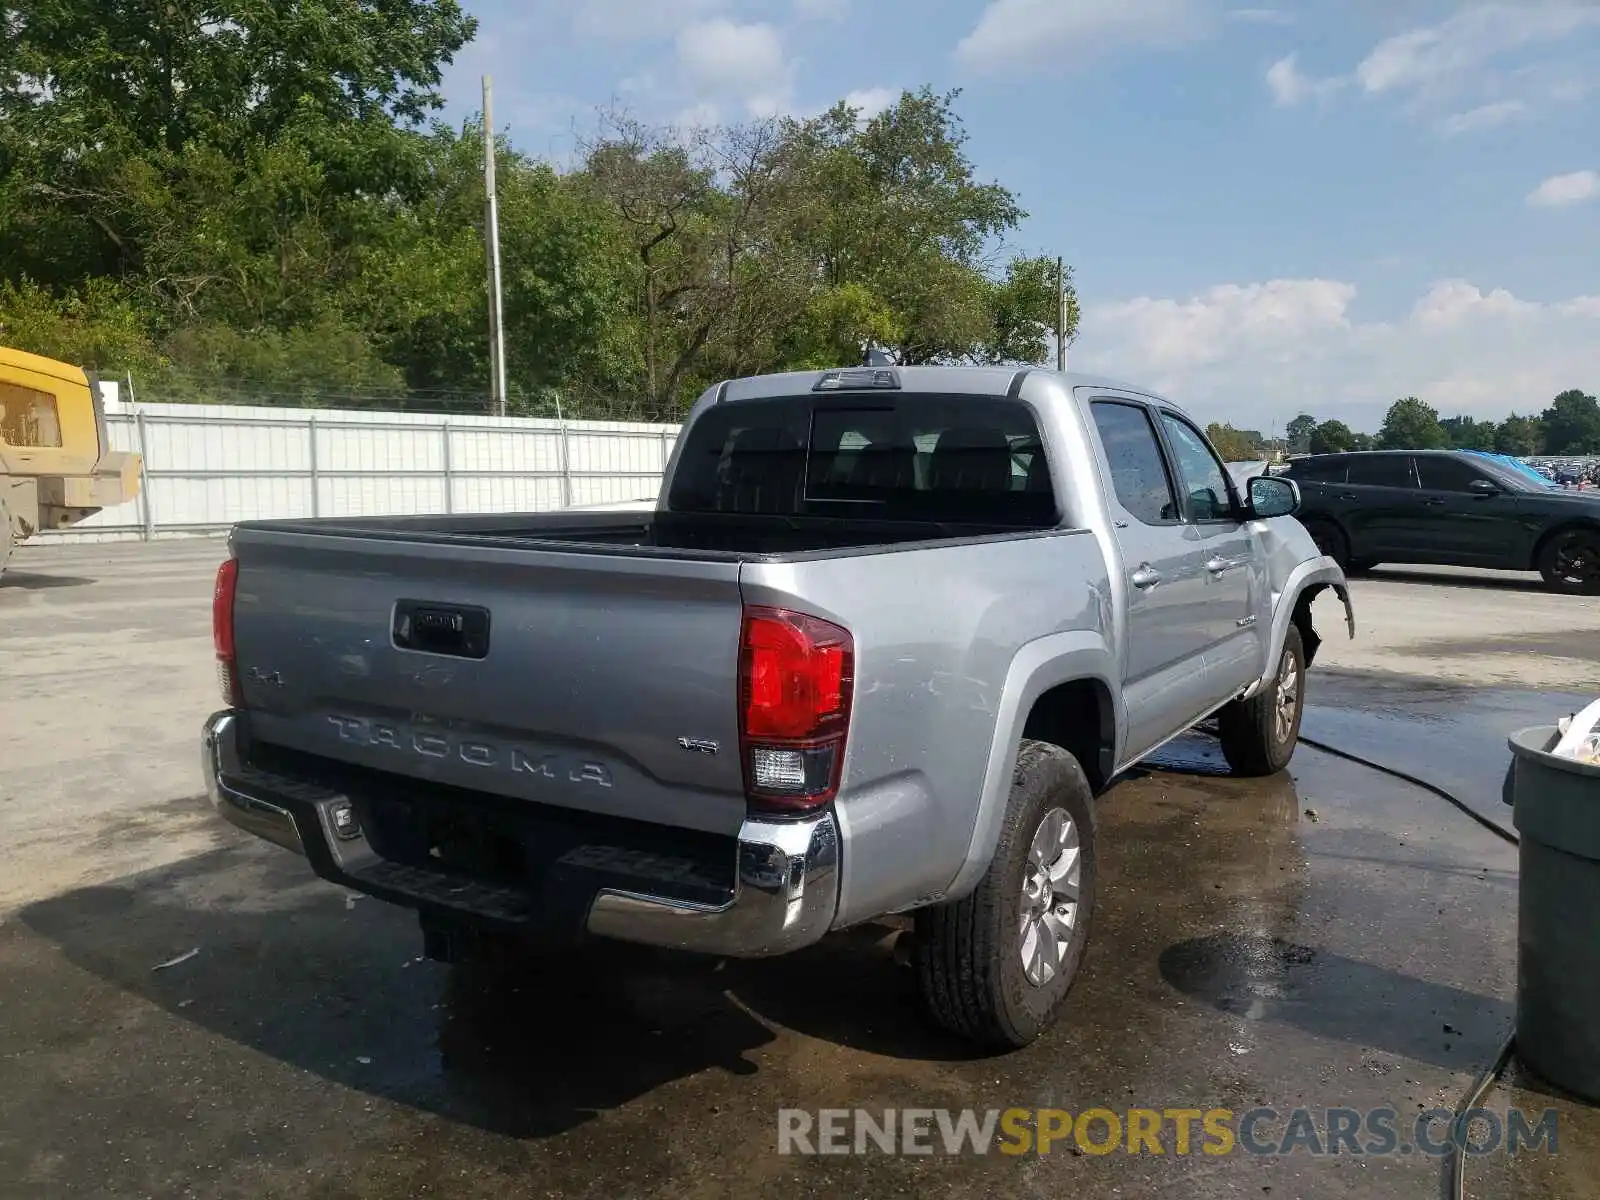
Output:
[
  {"xmin": 739, "ymin": 606, "xmax": 854, "ymax": 815},
  {"xmin": 213, "ymin": 557, "xmax": 241, "ymax": 706}
]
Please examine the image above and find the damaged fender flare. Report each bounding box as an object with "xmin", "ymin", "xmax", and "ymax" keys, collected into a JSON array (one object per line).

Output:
[{"xmin": 1242, "ymin": 555, "xmax": 1354, "ymax": 701}]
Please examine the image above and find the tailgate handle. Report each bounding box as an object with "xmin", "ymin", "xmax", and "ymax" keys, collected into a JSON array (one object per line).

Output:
[{"xmin": 393, "ymin": 600, "xmax": 491, "ymax": 659}]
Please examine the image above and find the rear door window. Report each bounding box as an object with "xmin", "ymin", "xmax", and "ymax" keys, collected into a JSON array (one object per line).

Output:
[
  {"xmin": 1089, "ymin": 400, "xmax": 1181, "ymax": 525},
  {"xmin": 666, "ymin": 394, "xmax": 1058, "ymax": 526},
  {"xmin": 1346, "ymin": 455, "xmax": 1417, "ymax": 488}
]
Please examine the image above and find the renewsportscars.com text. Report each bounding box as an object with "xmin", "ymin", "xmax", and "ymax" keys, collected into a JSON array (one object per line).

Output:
[{"xmin": 777, "ymin": 1106, "xmax": 1559, "ymax": 1158}]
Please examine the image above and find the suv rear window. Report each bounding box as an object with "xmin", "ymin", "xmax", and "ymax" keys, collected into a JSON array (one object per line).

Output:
[{"xmin": 666, "ymin": 394, "xmax": 1057, "ymax": 526}]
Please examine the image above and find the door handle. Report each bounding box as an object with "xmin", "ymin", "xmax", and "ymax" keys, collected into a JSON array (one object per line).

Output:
[
  {"xmin": 1206, "ymin": 556, "xmax": 1243, "ymax": 575},
  {"xmin": 1337, "ymin": 492, "xmax": 1358, "ymax": 501},
  {"xmin": 1422, "ymin": 497, "xmax": 1446, "ymax": 507},
  {"xmin": 1130, "ymin": 565, "xmax": 1162, "ymax": 590}
]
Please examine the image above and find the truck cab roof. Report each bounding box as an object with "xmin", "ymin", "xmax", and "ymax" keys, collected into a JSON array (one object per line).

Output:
[{"xmin": 709, "ymin": 364, "xmax": 1183, "ymax": 414}]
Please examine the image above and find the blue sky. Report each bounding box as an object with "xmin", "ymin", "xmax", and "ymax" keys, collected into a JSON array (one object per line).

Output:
[{"xmin": 436, "ymin": 1, "xmax": 1600, "ymax": 434}]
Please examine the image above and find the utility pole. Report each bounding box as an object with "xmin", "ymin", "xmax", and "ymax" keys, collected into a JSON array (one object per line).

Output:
[
  {"xmin": 1055, "ymin": 256, "xmax": 1068, "ymax": 373},
  {"xmin": 482, "ymin": 75, "xmax": 508, "ymax": 417}
]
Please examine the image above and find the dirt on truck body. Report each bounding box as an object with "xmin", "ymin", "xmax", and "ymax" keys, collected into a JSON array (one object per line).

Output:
[{"xmin": 0, "ymin": 346, "xmax": 143, "ymax": 576}]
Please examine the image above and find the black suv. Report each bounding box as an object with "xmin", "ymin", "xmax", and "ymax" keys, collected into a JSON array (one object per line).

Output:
[{"xmin": 1280, "ymin": 449, "xmax": 1600, "ymax": 594}]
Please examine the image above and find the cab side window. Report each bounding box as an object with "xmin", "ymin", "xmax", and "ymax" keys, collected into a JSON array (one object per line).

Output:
[
  {"xmin": 0, "ymin": 381, "xmax": 64, "ymax": 448},
  {"xmin": 1090, "ymin": 400, "xmax": 1180, "ymax": 525},
  {"xmin": 1159, "ymin": 412, "xmax": 1236, "ymax": 521}
]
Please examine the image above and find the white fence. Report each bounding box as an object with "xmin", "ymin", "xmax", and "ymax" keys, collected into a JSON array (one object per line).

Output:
[{"xmin": 39, "ymin": 396, "xmax": 681, "ymax": 542}]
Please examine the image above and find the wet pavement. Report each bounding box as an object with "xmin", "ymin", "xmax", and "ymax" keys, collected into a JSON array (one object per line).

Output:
[
  {"xmin": 1303, "ymin": 668, "xmax": 1595, "ymax": 836},
  {"xmin": 4, "ymin": 728, "xmax": 1594, "ymax": 1199}
]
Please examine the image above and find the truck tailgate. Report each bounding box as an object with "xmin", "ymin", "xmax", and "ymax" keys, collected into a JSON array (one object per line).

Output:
[{"xmin": 230, "ymin": 530, "xmax": 749, "ymax": 836}]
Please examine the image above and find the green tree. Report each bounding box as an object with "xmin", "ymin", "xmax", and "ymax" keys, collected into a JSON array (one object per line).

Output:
[
  {"xmin": 773, "ymin": 88, "xmax": 1039, "ymax": 368},
  {"xmin": 1285, "ymin": 413, "xmax": 1317, "ymax": 455},
  {"xmin": 0, "ymin": 277, "xmax": 163, "ymax": 372},
  {"xmin": 1350, "ymin": 432, "xmax": 1375, "ymax": 451},
  {"xmin": 983, "ymin": 254, "xmax": 1079, "ymax": 366},
  {"xmin": 1494, "ymin": 414, "xmax": 1544, "ymax": 457},
  {"xmin": 1205, "ymin": 423, "xmax": 1261, "ymax": 460},
  {"xmin": 1539, "ymin": 389, "xmax": 1600, "ymax": 454},
  {"xmin": 1439, "ymin": 415, "xmax": 1496, "ymax": 451},
  {"xmin": 1376, "ymin": 397, "xmax": 1447, "ymax": 449},
  {"xmin": 0, "ymin": 0, "xmax": 476, "ymax": 286},
  {"xmin": 1309, "ymin": 419, "xmax": 1356, "ymax": 455}
]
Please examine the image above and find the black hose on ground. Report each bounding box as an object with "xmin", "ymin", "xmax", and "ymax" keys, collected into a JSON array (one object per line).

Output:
[
  {"xmin": 1295, "ymin": 733, "xmax": 1519, "ymax": 1200},
  {"xmin": 1298, "ymin": 734, "xmax": 1519, "ymax": 847}
]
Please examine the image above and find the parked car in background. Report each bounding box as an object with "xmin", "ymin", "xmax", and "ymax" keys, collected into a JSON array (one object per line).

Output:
[
  {"xmin": 1280, "ymin": 449, "xmax": 1600, "ymax": 594},
  {"xmin": 202, "ymin": 365, "xmax": 1352, "ymax": 1050}
]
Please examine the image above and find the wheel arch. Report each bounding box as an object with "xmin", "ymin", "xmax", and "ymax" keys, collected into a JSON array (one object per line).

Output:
[
  {"xmin": 939, "ymin": 632, "xmax": 1118, "ymax": 906},
  {"xmin": 1530, "ymin": 518, "xmax": 1600, "ymax": 572},
  {"xmin": 1245, "ymin": 558, "xmax": 1354, "ymax": 700}
]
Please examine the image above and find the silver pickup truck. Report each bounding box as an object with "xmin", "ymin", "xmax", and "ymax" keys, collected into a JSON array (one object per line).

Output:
[{"xmin": 202, "ymin": 365, "xmax": 1353, "ymax": 1049}]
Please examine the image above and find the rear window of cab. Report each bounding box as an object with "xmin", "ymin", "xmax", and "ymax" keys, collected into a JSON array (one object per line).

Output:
[{"xmin": 666, "ymin": 394, "xmax": 1059, "ymax": 527}]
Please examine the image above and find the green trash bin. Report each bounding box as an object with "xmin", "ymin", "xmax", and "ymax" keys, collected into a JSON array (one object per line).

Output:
[{"xmin": 1506, "ymin": 724, "xmax": 1600, "ymax": 1103}]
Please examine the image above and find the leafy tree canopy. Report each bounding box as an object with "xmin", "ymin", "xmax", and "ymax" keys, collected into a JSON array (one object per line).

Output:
[{"xmin": 1, "ymin": 9, "xmax": 1076, "ymax": 419}]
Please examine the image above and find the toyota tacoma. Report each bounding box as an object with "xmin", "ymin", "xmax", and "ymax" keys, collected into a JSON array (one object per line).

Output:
[{"xmin": 202, "ymin": 366, "xmax": 1353, "ymax": 1049}]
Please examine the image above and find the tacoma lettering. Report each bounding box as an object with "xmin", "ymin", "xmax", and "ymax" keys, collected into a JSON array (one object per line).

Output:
[{"xmin": 326, "ymin": 716, "xmax": 611, "ymax": 787}]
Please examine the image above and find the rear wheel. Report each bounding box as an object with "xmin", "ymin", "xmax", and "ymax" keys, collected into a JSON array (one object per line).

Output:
[
  {"xmin": 914, "ymin": 740, "xmax": 1097, "ymax": 1050},
  {"xmin": 1537, "ymin": 528, "xmax": 1600, "ymax": 595},
  {"xmin": 1217, "ymin": 624, "xmax": 1306, "ymax": 777}
]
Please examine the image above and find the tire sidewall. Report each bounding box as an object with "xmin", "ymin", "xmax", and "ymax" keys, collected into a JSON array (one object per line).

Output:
[
  {"xmin": 1540, "ymin": 531, "xmax": 1600, "ymax": 595},
  {"xmin": 1267, "ymin": 625, "xmax": 1307, "ymax": 768},
  {"xmin": 991, "ymin": 746, "xmax": 1097, "ymax": 1043}
]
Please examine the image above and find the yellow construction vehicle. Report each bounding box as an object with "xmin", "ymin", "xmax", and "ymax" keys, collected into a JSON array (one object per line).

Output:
[{"xmin": 1, "ymin": 346, "xmax": 143, "ymax": 576}]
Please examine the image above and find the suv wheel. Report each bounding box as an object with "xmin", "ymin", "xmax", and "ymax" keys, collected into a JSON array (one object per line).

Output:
[
  {"xmin": 1537, "ymin": 528, "xmax": 1600, "ymax": 595},
  {"xmin": 914, "ymin": 740, "xmax": 1097, "ymax": 1050},
  {"xmin": 1217, "ymin": 624, "xmax": 1306, "ymax": 776},
  {"xmin": 1302, "ymin": 518, "xmax": 1349, "ymax": 572}
]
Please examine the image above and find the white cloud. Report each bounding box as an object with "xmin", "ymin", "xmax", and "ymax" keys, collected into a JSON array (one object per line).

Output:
[
  {"xmin": 1355, "ymin": 4, "xmax": 1600, "ymax": 101},
  {"xmin": 1440, "ymin": 99, "xmax": 1527, "ymax": 136},
  {"xmin": 1527, "ymin": 169, "xmax": 1600, "ymax": 208},
  {"xmin": 1408, "ymin": 279, "xmax": 1534, "ymax": 327},
  {"xmin": 1076, "ymin": 278, "xmax": 1600, "ymax": 429},
  {"xmin": 1228, "ymin": 8, "xmax": 1293, "ymax": 25},
  {"xmin": 1265, "ymin": 54, "xmax": 1344, "ymax": 107},
  {"xmin": 675, "ymin": 19, "xmax": 796, "ymax": 117},
  {"xmin": 1266, "ymin": 4, "xmax": 1600, "ymax": 133},
  {"xmin": 954, "ymin": 0, "xmax": 1205, "ymax": 74},
  {"xmin": 1086, "ymin": 280, "xmax": 1358, "ymax": 375},
  {"xmin": 842, "ymin": 86, "xmax": 898, "ymax": 119}
]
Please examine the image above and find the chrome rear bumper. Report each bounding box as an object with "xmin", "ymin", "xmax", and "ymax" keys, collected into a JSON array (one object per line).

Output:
[{"xmin": 201, "ymin": 709, "xmax": 840, "ymax": 958}]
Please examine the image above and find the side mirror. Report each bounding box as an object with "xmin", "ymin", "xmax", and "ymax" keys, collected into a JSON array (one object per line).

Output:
[
  {"xmin": 1247, "ymin": 474, "xmax": 1300, "ymax": 519},
  {"xmin": 1468, "ymin": 478, "xmax": 1500, "ymax": 496}
]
